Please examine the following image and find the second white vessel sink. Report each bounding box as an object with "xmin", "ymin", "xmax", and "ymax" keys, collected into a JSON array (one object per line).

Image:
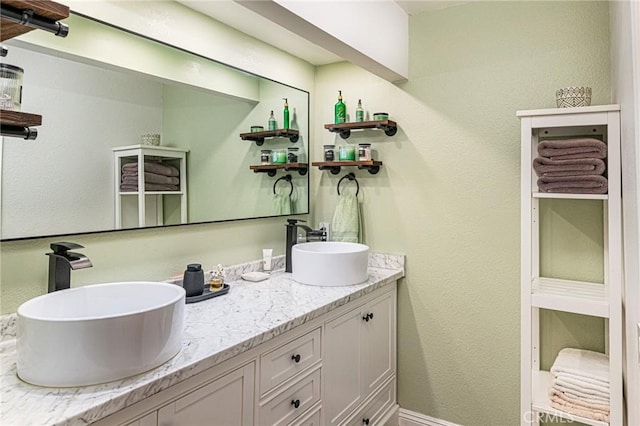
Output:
[
  {"xmin": 17, "ymin": 281, "xmax": 185, "ymax": 387},
  {"xmin": 292, "ymin": 242, "xmax": 369, "ymax": 286}
]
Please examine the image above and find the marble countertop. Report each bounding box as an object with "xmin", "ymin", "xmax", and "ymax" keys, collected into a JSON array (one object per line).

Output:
[{"xmin": 0, "ymin": 253, "xmax": 404, "ymax": 426}]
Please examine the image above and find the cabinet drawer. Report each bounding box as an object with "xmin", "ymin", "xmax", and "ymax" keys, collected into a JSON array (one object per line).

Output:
[
  {"xmin": 260, "ymin": 328, "xmax": 321, "ymax": 395},
  {"xmin": 341, "ymin": 378, "xmax": 395, "ymax": 426},
  {"xmin": 259, "ymin": 368, "xmax": 321, "ymax": 426},
  {"xmin": 290, "ymin": 404, "xmax": 321, "ymax": 426}
]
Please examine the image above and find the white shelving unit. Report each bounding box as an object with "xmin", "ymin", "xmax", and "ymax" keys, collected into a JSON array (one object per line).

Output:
[
  {"xmin": 518, "ymin": 105, "xmax": 623, "ymax": 425},
  {"xmin": 113, "ymin": 144, "xmax": 188, "ymax": 229}
]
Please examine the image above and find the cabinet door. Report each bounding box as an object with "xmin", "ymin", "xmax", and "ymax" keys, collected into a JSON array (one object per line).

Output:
[
  {"xmin": 362, "ymin": 291, "xmax": 395, "ymax": 396},
  {"xmin": 125, "ymin": 411, "xmax": 158, "ymax": 426},
  {"xmin": 157, "ymin": 363, "xmax": 254, "ymax": 426},
  {"xmin": 324, "ymin": 306, "xmax": 365, "ymax": 425}
]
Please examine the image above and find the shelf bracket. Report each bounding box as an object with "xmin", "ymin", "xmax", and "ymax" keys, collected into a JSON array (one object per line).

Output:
[
  {"xmin": 377, "ymin": 123, "xmax": 397, "ymax": 137},
  {"xmin": 284, "ymin": 166, "xmax": 307, "ymax": 176},
  {"xmin": 318, "ymin": 165, "xmax": 342, "ymax": 175},
  {"xmin": 358, "ymin": 164, "xmax": 381, "ymax": 175},
  {"xmin": 1, "ymin": 124, "xmax": 37, "ymax": 140},
  {"xmin": 0, "ymin": 4, "xmax": 69, "ymax": 38}
]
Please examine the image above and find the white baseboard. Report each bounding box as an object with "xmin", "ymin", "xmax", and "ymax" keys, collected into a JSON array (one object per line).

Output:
[{"xmin": 398, "ymin": 408, "xmax": 461, "ymax": 426}]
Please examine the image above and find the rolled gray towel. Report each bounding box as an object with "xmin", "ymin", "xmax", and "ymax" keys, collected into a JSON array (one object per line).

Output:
[
  {"xmin": 533, "ymin": 157, "xmax": 606, "ymax": 177},
  {"xmin": 122, "ymin": 162, "xmax": 179, "ymax": 177},
  {"xmin": 537, "ymin": 175, "xmax": 608, "ymax": 194},
  {"xmin": 538, "ymin": 138, "xmax": 607, "ymax": 160},
  {"xmin": 122, "ymin": 171, "xmax": 179, "ymax": 185}
]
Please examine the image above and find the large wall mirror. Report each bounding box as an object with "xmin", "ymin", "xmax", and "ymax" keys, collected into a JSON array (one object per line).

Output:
[{"xmin": 1, "ymin": 13, "xmax": 309, "ymax": 240}]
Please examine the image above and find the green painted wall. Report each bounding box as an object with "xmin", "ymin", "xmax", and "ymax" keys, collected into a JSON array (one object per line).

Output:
[{"xmin": 311, "ymin": 1, "xmax": 610, "ymax": 424}]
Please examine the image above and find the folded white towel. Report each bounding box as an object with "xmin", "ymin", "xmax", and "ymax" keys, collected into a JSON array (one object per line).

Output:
[
  {"xmin": 549, "ymin": 389, "xmax": 610, "ymax": 413},
  {"xmin": 555, "ymin": 373, "xmax": 610, "ymax": 395},
  {"xmin": 552, "ymin": 382, "xmax": 609, "ymax": 404},
  {"xmin": 550, "ymin": 348, "xmax": 609, "ymax": 385}
]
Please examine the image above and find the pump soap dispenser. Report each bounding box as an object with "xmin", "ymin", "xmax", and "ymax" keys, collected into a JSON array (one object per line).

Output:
[
  {"xmin": 283, "ymin": 98, "xmax": 290, "ymax": 129},
  {"xmin": 335, "ymin": 90, "xmax": 346, "ymax": 124}
]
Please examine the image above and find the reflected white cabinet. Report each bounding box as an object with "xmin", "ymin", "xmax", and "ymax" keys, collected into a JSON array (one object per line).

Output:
[
  {"xmin": 113, "ymin": 144, "xmax": 188, "ymax": 229},
  {"xmin": 324, "ymin": 290, "xmax": 396, "ymax": 426}
]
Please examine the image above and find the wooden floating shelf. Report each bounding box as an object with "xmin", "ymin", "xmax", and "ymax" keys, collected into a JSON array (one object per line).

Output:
[
  {"xmin": 0, "ymin": 109, "xmax": 42, "ymax": 127},
  {"xmin": 240, "ymin": 129, "xmax": 299, "ymax": 146},
  {"xmin": 250, "ymin": 162, "xmax": 308, "ymax": 177},
  {"xmin": 312, "ymin": 160, "xmax": 383, "ymax": 175},
  {"xmin": 1, "ymin": 0, "xmax": 70, "ymax": 41},
  {"xmin": 324, "ymin": 120, "xmax": 397, "ymax": 139}
]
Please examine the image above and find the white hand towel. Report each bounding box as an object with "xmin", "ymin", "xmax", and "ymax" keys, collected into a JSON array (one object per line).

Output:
[
  {"xmin": 550, "ymin": 348, "xmax": 609, "ymax": 385},
  {"xmin": 331, "ymin": 193, "xmax": 360, "ymax": 243}
]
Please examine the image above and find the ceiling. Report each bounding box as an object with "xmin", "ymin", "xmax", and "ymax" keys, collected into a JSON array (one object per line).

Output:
[{"xmin": 179, "ymin": 1, "xmax": 467, "ymax": 66}]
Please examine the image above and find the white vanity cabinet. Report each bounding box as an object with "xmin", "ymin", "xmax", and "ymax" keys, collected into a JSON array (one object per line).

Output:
[
  {"xmin": 96, "ymin": 282, "xmax": 397, "ymax": 426},
  {"xmin": 157, "ymin": 363, "xmax": 255, "ymax": 426},
  {"xmin": 324, "ymin": 290, "xmax": 396, "ymax": 426}
]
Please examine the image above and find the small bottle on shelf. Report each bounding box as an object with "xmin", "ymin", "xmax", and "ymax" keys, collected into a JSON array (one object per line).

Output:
[
  {"xmin": 355, "ymin": 99, "xmax": 364, "ymax": 122},
  {"xmin": 268, "ymin": 110, "xmax": 277, "ymax": 130},
  {"xmin": 283, "ymin": 98, "xmax": 290, "ymax": 130},
  {"xmin": 334, "ymin": 90, "xmax": 346, "ymax": 124}
]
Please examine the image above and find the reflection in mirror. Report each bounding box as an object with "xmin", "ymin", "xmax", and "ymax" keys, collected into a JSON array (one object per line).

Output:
[{"xmin": 1, "ymin": 14, "xmax": 309, "ymax": 240}]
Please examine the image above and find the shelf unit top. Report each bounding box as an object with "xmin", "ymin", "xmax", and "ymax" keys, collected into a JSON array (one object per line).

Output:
[
  {"xmin": 113, "ymin": 144, "xmax": 189, "ymax": 154},
  {"xmin": 118, "ymin": 191, "xmax": 184, "ymax": 196},
  {"xmin": 0, "ymin": 0, "xmax": 69, "ymax": 41},
  {"xmin": 323, "ymin": 120, "xmax": 396, "ymax": 130},
  {"xmin": 517, "ymin": 104, "xmax": 620, "ymax": 118}
]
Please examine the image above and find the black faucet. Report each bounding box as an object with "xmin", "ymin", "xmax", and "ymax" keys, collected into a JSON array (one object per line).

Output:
[
  {"xmin": 46, "ymin": 242, "xmax": 93, "ymax": 292},
  {"xmin": 285, "ymin": 219, "xmax": 327, "ymax": 273}
]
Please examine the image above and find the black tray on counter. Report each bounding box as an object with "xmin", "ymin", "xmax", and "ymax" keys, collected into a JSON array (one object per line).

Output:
[{"xmin": 185, "ymin": 283, "xmax": 230, "ymax": 304}]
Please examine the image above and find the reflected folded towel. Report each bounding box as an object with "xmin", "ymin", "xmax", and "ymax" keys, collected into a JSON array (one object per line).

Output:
[
  {"xmin": 533, "ymin": 157, "xmax": 605, "ymax": 177},
  {"xmin": 120, "ymin": 183, "xmax": 179, "ymax": 191},
  {"xmin": 122, "ymin": 171, "xmax": 180, "ymax": 185},
  {"xmin": 550, "ymin": 348, "xmax": 610, "ymax": 385},
  {"xmin": 331, "ymin": 193, "xmax": 360, "ymax": 243},
  {"xmin": 122, "ymin": 162, "xmax": 179, "ymax": 177},
  {"xmin": 537, "ymin": 138, "xmax": 607, "ymax": 160},
  {"xmin": 537, "ymin": 175, "xmax": 608, "ymax": 194}
]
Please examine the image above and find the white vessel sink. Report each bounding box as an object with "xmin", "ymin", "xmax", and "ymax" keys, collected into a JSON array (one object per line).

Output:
[
  {"xmin": 292, "ymin": 242, "xmax": 369, "ymax": 286},
  {"xmin": 17, "ymin": 281, "xmax": 185, "ymax": 387}
]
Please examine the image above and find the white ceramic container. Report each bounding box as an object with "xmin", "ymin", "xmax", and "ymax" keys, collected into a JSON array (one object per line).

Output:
[
  {"xmin": 17, "ymin": 281, "xmax": 185, "ymax": 387},
  {"xmin": 292, "ymin": 242, "xmax": 369, "ymax": 286}
]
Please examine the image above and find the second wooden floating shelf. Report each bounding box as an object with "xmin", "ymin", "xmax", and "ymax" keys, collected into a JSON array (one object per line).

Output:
[
  {"xmin": 312, "ymin": 160, "xmax": 383, "ymax": 175},
  {"xmin": 250, "ymin": 162, "xmax": 308, "ymax": 177},
  {"xmin": 324, "ymin": 120, "xmax": 397, "ymax": 139},
  {"xmin": 240, "ymin": 129, "xmax": 299, "ymax": 146}
]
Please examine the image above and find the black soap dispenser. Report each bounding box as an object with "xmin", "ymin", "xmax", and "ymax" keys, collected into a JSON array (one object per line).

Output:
[{"xmin": 183, "ymin": 264, "xmax": 204, "ymax": 297}]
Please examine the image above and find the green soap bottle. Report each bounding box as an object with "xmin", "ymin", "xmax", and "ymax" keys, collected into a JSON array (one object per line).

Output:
[
  {"xmin": 334, "ymin": 90, "xmax": 346, "ymax": 124},
  {"xmin": 283, "ymin": 98, "xmax": 290, "ymax": 130}
]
